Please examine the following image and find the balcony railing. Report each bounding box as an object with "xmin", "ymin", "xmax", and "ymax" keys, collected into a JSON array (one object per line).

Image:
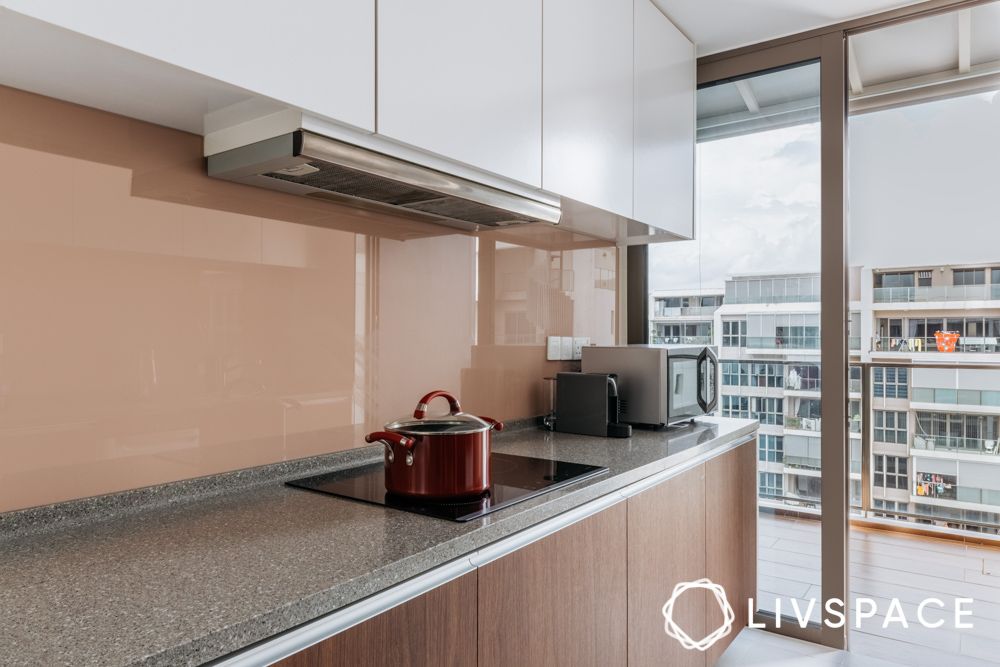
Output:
[
  {"xmin": 911, "ymin": 387, "xmax": 1000, "ymax": 407},
  {"xmin": 874, "ymin": 284, "xmax": 1000, "ymax": 303},
  {"xmin": 650, "ymin": 335, "xmax": 713, "ymax": 345},
  {"xmin": 913, "ymin": 434, "xmax": 1000, "ymax": 455},
  {"xmin": 725, "ymin": 294, "xmax": 820, "ymax": 305},
  {"xmin": 745, "ymin": 336, "xmax": 821, "ymax": 350},
  {"xmin": 785, "ymin": 416, "xmax": 822, "ymax": 432},
  {"xmin": 652, "ymin": 306, "xmax": 719, "ymax": 317},
  {"xmin": 872, "ymin": 336, "xmax": 1000, "ymax": 353},
  {"xmin": 955, "ymin": 486, "xmax": 1000, "ymax": 506},
  {"xmin": 849, "ymin": 336, "xmax": 861, "ymax": 350}
]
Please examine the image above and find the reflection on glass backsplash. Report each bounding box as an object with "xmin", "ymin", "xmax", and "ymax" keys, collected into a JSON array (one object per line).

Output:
[{"xmin": 0, "ymin": 85, "xmax": 616, "ymax": 511}]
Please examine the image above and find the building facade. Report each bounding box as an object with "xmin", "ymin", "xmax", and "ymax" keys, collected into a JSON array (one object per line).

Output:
[
  {"xmin": 649, "ymin": 288, "xmax": 723, "ymax": 344},
  {"xmin": 654, "ymin": 265, "xmax": 1000, "ymax": 531}
]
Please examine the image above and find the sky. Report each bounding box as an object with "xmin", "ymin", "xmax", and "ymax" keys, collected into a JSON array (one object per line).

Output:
[
  {"xmin": 649, "ymin": 88, "xmax": 1000, "ymax": 295},
  {"xmin": 648, "ymin": 122, "xmax": 822, "ymax": 293}
]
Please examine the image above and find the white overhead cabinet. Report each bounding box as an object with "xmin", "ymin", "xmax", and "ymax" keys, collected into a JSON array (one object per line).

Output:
[
  {"xmin": 634, "ymin": 0, "xmax": 696, "ymax": 239},
  {"xmin": 0, "ymin": 0, "xmax": 376, "ymax": 132},
  {"xmin": 542, "ymin": 0, "xmax": 635, "ymax": 219},
  {"xmin": 377, "ymin": 0, "xmax": 542, "ymax": 187}
]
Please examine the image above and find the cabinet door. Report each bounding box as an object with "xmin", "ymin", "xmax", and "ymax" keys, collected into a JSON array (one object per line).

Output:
[
  {"xmin": 627, "ymin": 464, "xmax": 707, "ymax": 667},
  {"xmin": 478, "ymin": 503, "xmax": 628, "ymax": 667},
  {"xmin": 276, "ymin": 572, "xmax": 477, "ymax": 667},
  {"xmin": 377, "ymin": 0, "xmax": 542, "ymax": 187},
  {"xmin": 634, "ymin": 0, "xmax": 696, "ymax": 238},
  {"xmin": 705, "ymin": 441, "xmax": 757, "ymax": 664},
  {"xmin": 1, "ymin": 0, "xmax": 376, "ymax": 131},
  {"xmin": 542, "ymin": 0, "xmax": 633, "ymax": 217}
]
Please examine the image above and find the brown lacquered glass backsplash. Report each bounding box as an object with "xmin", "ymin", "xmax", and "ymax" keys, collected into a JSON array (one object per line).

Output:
[{"xmin": 0, "ymin": 86, "xmax": 617, "ymax": 512}]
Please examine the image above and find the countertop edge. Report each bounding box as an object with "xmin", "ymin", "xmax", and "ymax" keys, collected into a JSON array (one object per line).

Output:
[{"xmin": 188, "ymin": 421, "xmax": 758, "ymax": 667}]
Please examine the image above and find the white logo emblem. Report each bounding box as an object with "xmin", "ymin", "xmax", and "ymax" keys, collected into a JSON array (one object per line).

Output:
[{"xmin": 661, "ymin": 578, "xmax": 735, "ymax": 651}]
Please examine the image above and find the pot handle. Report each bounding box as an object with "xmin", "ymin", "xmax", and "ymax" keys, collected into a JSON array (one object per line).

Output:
[
  {"xmin": 365, "ymin": 431, "xmax": 416, "ymax": 466},
  {"xmin": 413, "ymin": 390, "xmax": 462, "ymax": 419},
  {"xmin": 365, "ymin": 431, "xmax": 415, "ymax": 451},
  {"xmin": 479, "ymin": 416, "xmax": 505, "ymax": 432}
]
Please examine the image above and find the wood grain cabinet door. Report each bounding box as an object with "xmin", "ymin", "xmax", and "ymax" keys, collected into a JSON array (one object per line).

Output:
[
  {"xmin": 275, "ymin": 571, "xmax": 477, "ymax": 667},
  {"xmin": 705, "ymin": 441, "xmax": 758, "ymax": 665},
  {"xmin": 477, "ymin": 503, "xmax": 629, "ymax": 667},
  {"xmin": 627, "ymin": 464, "xmax": 708, "ymax": 667}
]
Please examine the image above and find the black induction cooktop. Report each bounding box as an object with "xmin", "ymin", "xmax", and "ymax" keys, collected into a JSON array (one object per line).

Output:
[{"xmin": 286, "ymin": 453, "xmax": 608, "ymax": 522}]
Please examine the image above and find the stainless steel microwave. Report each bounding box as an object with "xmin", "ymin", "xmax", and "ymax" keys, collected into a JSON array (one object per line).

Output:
[{"xmin": 581, "ymin": 345, "xmax": 718, "ymax": 427}]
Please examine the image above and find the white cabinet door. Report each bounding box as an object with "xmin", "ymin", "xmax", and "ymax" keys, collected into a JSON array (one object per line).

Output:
[
  {"xmin": 377, "ymin": 0, "xmax": 541, "ymax": 187},
  {"xmin": 543, "ymin": 0, "xmax": 634, "ymax": 217},
  {"xmin": 634, "ymin": 0, "xmax": 695, "ymax": 238},
  {"xmin": 0, "ymin": 0, "xmax": 375, "ymax": 132}
]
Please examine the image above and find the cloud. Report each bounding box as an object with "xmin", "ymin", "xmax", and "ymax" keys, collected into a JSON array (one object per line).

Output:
[{"xmin": 650, "ymin": 123, "xmax": 821, "ymax": 292}]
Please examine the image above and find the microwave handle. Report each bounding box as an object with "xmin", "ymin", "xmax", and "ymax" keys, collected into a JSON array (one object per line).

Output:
[{"xmin": 697, "ymin": 348, "xmax": 718, "ymax": 414}]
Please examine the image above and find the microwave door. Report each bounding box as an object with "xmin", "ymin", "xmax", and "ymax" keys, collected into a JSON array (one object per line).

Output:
[{"xmin": 669, "ymin": 356, "xmax": 701, "ymax": 421}]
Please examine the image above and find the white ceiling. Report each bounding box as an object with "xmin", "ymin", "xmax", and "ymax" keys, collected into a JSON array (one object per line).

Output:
[{"xmin": 654, "ymin": 0, "xmax": 925, "ymax": 55}]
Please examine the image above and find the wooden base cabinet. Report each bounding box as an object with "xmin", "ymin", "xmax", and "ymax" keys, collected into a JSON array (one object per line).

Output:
[
  {"xmin": 274, "ymin": 440, "xmax": 754, "ymax": 667},
  {"xmin": 477, "ymin": 502, "xmax": 629, "ymax": 667},
  {"xmin": 627, "ymin": 442, "xmax": 757, "ymax": 667},
  {"xmin": 275, "ymin": 572, "xmax": 477, "ymax": 667}
]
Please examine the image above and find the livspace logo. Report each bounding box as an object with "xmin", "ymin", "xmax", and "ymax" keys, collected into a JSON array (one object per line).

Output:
[{"xmin": 662, "ymin": 578, "xmax": 975, "ymax": 651}]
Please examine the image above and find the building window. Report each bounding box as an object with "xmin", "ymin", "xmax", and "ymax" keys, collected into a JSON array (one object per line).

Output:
[
  {"xmin": 752, "ymin": 397, "xmax": 784, "ymax": 425},
  {"xmin": 759, "ymin": 435, "xmax": 783, "ymax": 463},
  {"xmin": 917, "ymin": 270, "xmax": 932, "ymax": 287},
  {"xmin": 721, "ymin": 362, "xmax": 750, "ymax": 387},
  {"xmin": 875, "ymin": 271, "xmax": 915, "ymax": 289},
  {"xmin": 750, "ymin": 363, "xmax": 784, "ymax": 388},
  {"xmin": 874, "ymin": 410, "xmax": 908, "ymax": 444},
  {"xmin": 874, "ymin": 366, "xmax": 908, "ymax": 399},
  {"xmin": 874, "ymin": 455, "xmax": 908, "ymax": 490},
  {"xmin": 954, "ymin": 268, "xmax": 986, "ymax": 286},
  {"xmin": 759, "ymin": 472, "xmax": 782, "ymax": 498},
  {"xmin": 873, "ymin": 499, "xmax": 908, "ymax": 520},
  {"xmin": 787, "ymin": 363, "xmax": 820, "ymax": 391},
  {"xmin": 722, "ymin": 320, "xmax": 747, "ymax": 347},
  {"xmin": 721, "ymin": 395, "xmax": 749, "ymax": 418}
]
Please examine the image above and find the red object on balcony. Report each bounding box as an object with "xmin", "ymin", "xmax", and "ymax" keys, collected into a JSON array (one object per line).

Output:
[{"xmin": 934, "ymin": 330, "xmax": 960, "ymax": 352}]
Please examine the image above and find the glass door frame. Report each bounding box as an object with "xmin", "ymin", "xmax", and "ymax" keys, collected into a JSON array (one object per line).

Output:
[{"xmin": 698, "ymin": 34, "xmax": 849, "ymax": 649}]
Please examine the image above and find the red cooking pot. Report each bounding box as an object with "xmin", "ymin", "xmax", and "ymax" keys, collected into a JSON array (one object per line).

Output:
[{"xmin": 365, "ymin": 390, "xmax": 504, "ymax": 499}]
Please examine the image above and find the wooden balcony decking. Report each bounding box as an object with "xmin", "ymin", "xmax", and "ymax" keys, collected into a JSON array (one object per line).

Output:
[{"xmin": 759, "ymin": 512, "xmax": 1000, "ymax": 667}]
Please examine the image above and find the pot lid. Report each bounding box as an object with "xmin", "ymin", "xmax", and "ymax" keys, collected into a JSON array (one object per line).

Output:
[{"xmin": 385, "ymin": 390, "xmax": 498, "ymax": 435}]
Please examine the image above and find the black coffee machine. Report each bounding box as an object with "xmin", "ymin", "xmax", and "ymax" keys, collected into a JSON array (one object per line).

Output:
[{"xmin": 553, "ymin": 372, "xmax": 632, "ymax": 438}]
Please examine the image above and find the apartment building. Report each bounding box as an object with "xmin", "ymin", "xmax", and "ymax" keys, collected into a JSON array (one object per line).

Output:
[
  {"xmin": 648, "ymin": 288, "xmax": 723, "ymax": 344},
  {"xmin": 654, "ymin": 266, "xmax": 1000, "ymax": 531},
  {"xmin": 704, "ymin": 273, "xmax": 863, "ymax": 513},
  {"xmin": 862, "ymin": 264, "xmax": 1000, "ymax": 530}
]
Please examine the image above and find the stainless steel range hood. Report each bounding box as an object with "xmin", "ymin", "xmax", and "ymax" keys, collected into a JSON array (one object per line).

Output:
[{"xmin": 207, "ymin": 130, "xmax": 561, "ymax": 230}]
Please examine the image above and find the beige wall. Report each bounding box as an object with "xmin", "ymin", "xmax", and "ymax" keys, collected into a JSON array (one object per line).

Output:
[{"xmin": 0, "ymin": 86, "xmax": 617, "ymax": 512}]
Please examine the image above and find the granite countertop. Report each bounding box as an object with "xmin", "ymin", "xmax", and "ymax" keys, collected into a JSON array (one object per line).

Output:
[{"xmin": 0, "ymin": 416, "xmax": 756, "ymax": 667}]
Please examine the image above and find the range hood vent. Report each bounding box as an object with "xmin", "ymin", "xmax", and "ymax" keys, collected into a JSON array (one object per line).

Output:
[{"xmin": 207, "ymin": 131, "xmax": 560, "ymax": 230}]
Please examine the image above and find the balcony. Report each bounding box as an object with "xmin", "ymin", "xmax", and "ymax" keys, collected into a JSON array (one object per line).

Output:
[
  {"xmin": 785, "ymin": 373, "xmax": 821, "ymax": 392},
  {"xmin": 873, "ymin": 283, "xmax": 1000, "ymax": 303},
  {"xmin": 759, "ymin": 511, "xmax": 1000, "ymax": 664},
  {"xmin": 785, "ymin": 416, "xmax": 822, "ymax": 432},
  {"xmin": 913, "ymin": 434, "xmax": 1000, "ymax": 456},
  {"xmin": 650, "ymin": 335, "xmax": 713, "ymax": 345},
  {"xmin": 872, "ymin": 336, "xmax": 1000, "ymax": 354},
  {"xmin": 746, "ymin": 336, "xmax": 821, "ymax": 350}
]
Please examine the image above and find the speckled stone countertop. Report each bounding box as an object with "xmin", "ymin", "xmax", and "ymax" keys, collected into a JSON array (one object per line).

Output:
[{"xmin": 0, "ymin": 416, "xmax": 756, "ymax": 667}]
